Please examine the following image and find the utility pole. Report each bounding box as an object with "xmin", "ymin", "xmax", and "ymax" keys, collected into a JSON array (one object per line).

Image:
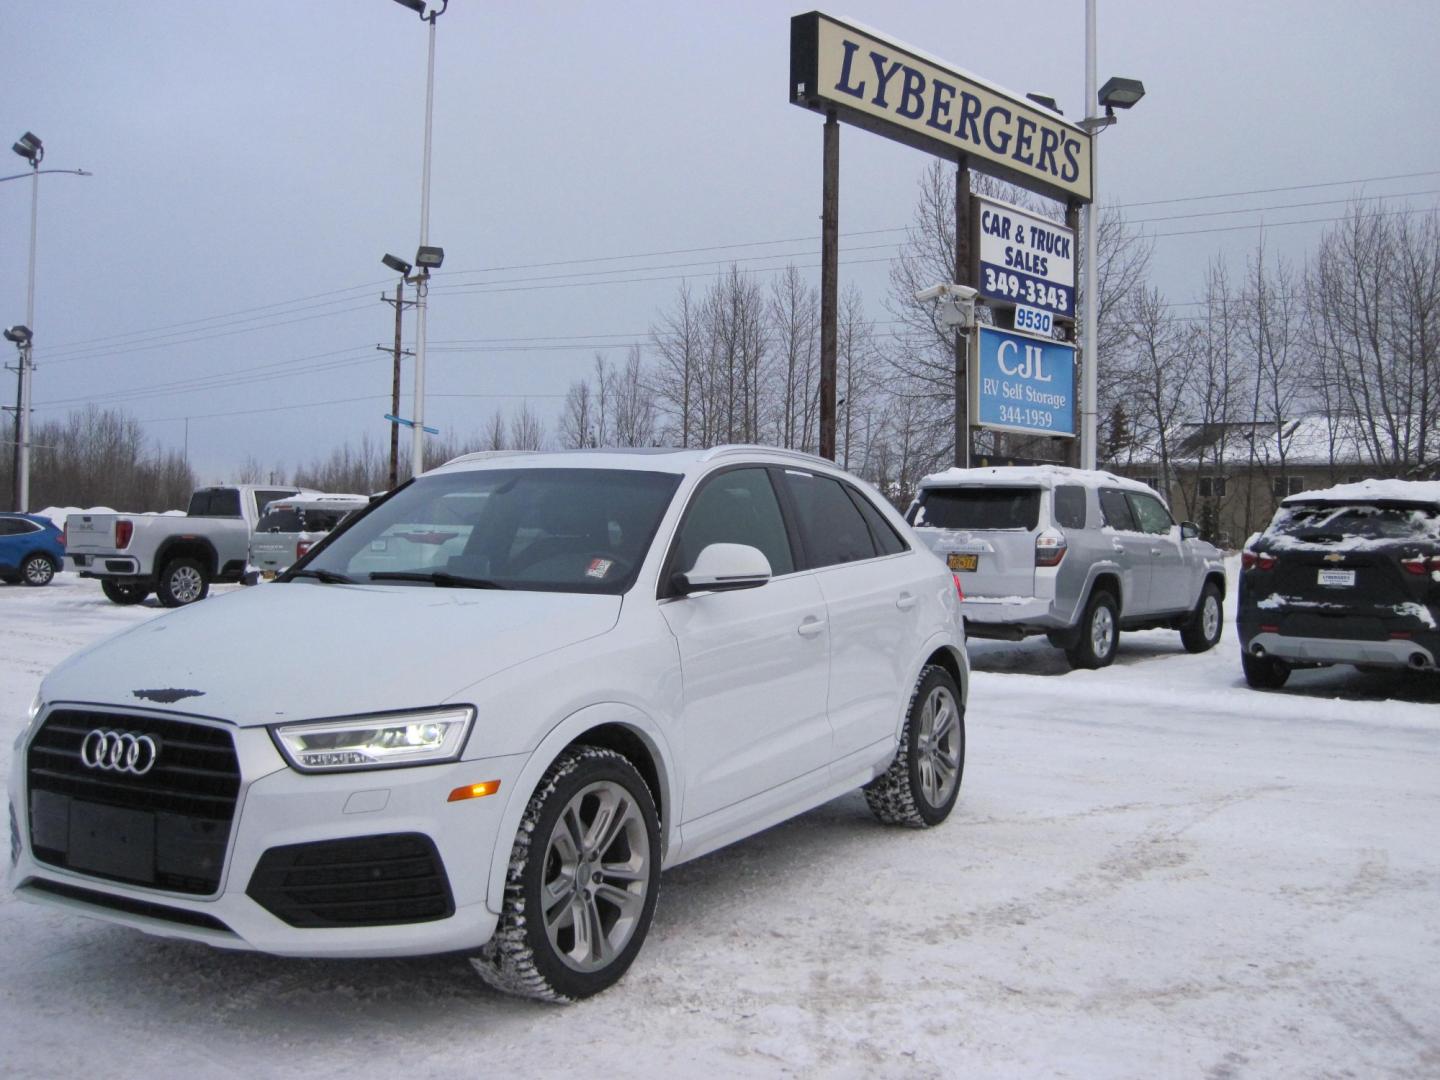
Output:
[{"xmin": 380, "ymin": 283, "xmax": 417, "ymax": 489}]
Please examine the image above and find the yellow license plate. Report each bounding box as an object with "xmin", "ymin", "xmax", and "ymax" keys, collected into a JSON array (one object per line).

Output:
[{"xmin": 946, "ymin": 552, "xmax": 978, "ymax": 572}]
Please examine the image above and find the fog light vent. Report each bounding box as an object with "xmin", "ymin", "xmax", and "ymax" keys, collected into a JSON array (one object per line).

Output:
[{"xmin": 246, "ymin": 832, "xmax": 454, "ymax": 928}]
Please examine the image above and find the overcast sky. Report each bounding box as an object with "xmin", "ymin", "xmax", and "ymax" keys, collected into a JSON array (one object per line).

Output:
[{"xmin": 4, "ymin": 1, "xmax": 1438, "ymax": 482}]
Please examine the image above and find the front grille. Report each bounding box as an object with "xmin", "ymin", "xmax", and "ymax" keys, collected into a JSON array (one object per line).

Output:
[
  {"xmin": 26, "ymin": 709, "xmax": 241, "ymax": 895},
  {"xmin": 247, "ymin": 833, "xmax": 454, "ymax": 928},
  {"xmin": 21, "ymin": 878, "xmax": 235, "ymax": 933}
]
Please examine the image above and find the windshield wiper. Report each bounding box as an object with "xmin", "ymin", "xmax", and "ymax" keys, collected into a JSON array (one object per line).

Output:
[
  {"xmin": 288, "ymin": 568, "xmax": 355, "ymax": 584},
  {"xmin": 368, "ymin": 571, "xmax": 507, "ymax": 590}
]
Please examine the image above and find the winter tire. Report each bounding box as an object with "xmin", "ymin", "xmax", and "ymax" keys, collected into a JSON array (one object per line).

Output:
[
  {"xmin": 1242, "ymin": 651, "xmax": 1290, "ymax": 689},
  {"xmin": 1066, "ymin": 590, "xmax": 1119, "ymax": 669},
  {"xmin": 1180, "ymin": 582, "xmax": 1224, "ymax": 653},
  {"xmin": 474, "ymin": 745, "xmax": 661, "ymax": 1003},
  {"xmin": 157, "ymin": 558, "xmax": 209, "ymax": 607},
  {"xmin": 864, "ymin": 665, "xmax": 965, "ymax": 828},
  {"xmin": 20, "ymin": 553, "xmax": 55, "ymax": 586},
  {"xmin": 101, "ymin": 579, "xmax": 151, "ymax": 605}
]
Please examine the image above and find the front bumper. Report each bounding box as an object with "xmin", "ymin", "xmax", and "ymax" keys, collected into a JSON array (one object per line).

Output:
[{"xmin": 8, "ymin": 707, "xmax": 526, "ymax": 958}]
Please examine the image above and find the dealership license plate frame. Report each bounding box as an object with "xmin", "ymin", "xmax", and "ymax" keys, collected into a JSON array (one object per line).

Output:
[{"xmin": 1317, "ymin": 568, "xmax": 1356, "ymax": 587}]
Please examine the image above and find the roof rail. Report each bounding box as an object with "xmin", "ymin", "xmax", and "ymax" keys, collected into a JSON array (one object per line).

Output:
[
  {"xmin": 441, "ymin": 450, "xmax": 542, "ymax": 467},
  {"xmin": 700, "ymin": 444, "xmax": 839, "ymax": 469}
]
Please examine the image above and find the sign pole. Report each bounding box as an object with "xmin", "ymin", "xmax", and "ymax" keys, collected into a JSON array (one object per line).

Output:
[
  {"xmin": 819, "ymin": 110, "xmax": 839, "ymax": 460},
  {"xmin": 1065, "ymin": 198, "xmax": 1083, "ymax": 467},
  {"xmin": 1081, "ymin": 0, "xmax": 1100, "ymax": 470},
  {"xmin": 954, "ymin": 156, "xmax": 972, "ymax": 468}
]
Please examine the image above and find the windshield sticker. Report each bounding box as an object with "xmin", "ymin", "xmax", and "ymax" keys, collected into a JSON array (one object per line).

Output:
[{"xmin": 586, "ymin": 558, "xmax": 614, "ymax": 579}]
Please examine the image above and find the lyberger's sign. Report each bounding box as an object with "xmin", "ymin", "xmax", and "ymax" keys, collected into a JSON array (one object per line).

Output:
[{"xmin": 790, "ymin": 12, "xmax": 1093, "ymax": 204}]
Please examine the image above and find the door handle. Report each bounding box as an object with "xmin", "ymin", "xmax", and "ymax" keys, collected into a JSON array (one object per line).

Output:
[
  {"xmin": 797, "ymin": 617, "xmax": 826, "ymax": 638},
  {"xmin": 895, "ymin": 593, "xmax": 918, "ymax": 611}
]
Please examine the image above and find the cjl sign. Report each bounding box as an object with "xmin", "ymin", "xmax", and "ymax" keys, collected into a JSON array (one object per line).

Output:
[{"xmin": 971, "ymin": 326, "xmax": 1076, "ymax": 437}]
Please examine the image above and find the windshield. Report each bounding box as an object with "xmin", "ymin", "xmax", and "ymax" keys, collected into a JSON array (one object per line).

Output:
[
  {"xmin": 910, "ymin": 487, "xmax": 1041, "ymax": 530},
  {"xmin": 299, "ymin": 467, "xmax": 681, "ymax": 594},
  {"xmin": 1269, "ymin": 502, "xmax": 1440, "ymax": 542}
]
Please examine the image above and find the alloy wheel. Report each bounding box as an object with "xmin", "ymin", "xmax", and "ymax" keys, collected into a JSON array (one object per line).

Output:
[
  {"xmin": 914, "ymin": 685, "xmax": 962, "ymax": 808},
  {"xmin": 541, "ymin": 780, "xmax": 652, "ymax": 973}
]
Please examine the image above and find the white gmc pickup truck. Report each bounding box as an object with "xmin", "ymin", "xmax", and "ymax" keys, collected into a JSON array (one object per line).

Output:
[{"xmin": 67, "ymin": 485, "xmax": 308, "ymax": 606}]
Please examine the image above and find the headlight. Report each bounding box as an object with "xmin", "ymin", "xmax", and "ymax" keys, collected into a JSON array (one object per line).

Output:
[{"xmin": 271, "ymin": 706, "xmax": 474, "ymax": 773}]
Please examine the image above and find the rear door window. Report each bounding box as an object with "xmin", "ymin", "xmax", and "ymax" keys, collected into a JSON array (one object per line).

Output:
[
  {"xmin": 911, "ymin": 487, "xmax": 1041, "ymax": 530},
  {"xmin": 847, "ymin": 488, "xmax": 908, "ymax": 555},
  {"xmin": 1053, "ymin": 485, "xmax": 1088, "ymax": 529},
  {"xmin": 1099, "ymin": 488, "xmax": 1138, "ymax": 531},
  {"xmin": 781, "ymin": 470, "xmax": 878, "ymax": 567}
]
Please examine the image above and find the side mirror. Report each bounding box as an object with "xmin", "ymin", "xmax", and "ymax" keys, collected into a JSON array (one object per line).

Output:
[
  {"xmin": 677, "ymin": 543, "xmax": 771, "ymax": 594},
  {"xmin": 1180, "ymin": 521, "xmax": 1200, "ymax": 541}
]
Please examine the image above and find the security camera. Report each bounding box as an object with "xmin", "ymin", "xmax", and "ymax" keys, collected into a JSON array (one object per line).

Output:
[
  {"xmin": 914, "ymin": 283, "xmax": 977, "ymax": 329},
  {"xmin": 913, "ymin": 283, "xmax": 977, "ymax": 303}
]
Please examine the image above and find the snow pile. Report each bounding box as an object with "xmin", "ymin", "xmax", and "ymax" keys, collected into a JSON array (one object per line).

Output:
[
  {"xmin": 1282, "ymin": 477, "xmax": 1440, "ymax": 506},
  {"xmin": 35, "ymin": 505, "xmax": 187, "ymax": 529},
  {"xmin": 919, "ymin": 464, "xmax": 1154, "ymax": 494}
]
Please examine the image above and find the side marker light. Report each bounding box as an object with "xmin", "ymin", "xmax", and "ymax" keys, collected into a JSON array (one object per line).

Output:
[{"xmin": 448, "ymin": 780, "xmax": 501, "ymax": 802}]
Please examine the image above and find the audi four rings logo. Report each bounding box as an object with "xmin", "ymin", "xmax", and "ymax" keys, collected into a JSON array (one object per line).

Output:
[{"xmin": 80, "ymin": 729, "xmax": 159, "ymax": 775}]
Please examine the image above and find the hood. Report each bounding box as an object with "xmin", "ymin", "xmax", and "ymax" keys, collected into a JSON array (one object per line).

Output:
[{"xmin": 41, "ymin": 582, "xmax": 622, "ymax": 725}]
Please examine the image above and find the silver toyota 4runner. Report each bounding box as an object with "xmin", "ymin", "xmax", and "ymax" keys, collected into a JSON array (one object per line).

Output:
[{"xmin": 907, "ymin": 466, "xmax": 1227, "ymax": 668}]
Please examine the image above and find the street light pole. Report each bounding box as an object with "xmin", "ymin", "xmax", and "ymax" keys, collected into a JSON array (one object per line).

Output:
[
  {"xmin": 6, "ymin": 133, "xmax": 90, "ymax": 511},
  {"xmin": 397, "ymin": 0, "xmax": 447, "ymax": 479}
]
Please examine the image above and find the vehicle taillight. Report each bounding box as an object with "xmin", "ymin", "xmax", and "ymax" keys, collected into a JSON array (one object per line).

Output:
[
  {"xmin": 952, "ymin": 573, "xmax": 965, "ymax": 601},
  {"xmin": 57, "ymin": 529, "xmax": 66, "ymax": 546},
  {"xmin": 1241, "ymin": 549, "xmax": 1275, "ymax": 571},
  {"xmin": 115, "ymin": 520, "xmax": 134, "ymax": 549},
  {"xmin": 296, "ymin": 540, "xmax": 313, "ymax": 559},
  {"xmin": 1034, "ymin": 530, "xmax": 1067, "ymax": 568},
  {"xmin": 1401, "ymin": 554, "xmax": 1440, "ymax": 576}
]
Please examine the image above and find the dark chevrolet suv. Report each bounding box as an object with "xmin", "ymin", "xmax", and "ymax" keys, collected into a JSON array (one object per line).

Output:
[{"xmin": 1237, "ymin": 480, "xmax": 1440, "ymax": 688}]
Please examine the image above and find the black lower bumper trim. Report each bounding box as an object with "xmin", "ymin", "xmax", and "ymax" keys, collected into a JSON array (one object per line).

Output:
[{"xmin": 20, "ymin": 877, "xmax": 235, "ymax": 933}]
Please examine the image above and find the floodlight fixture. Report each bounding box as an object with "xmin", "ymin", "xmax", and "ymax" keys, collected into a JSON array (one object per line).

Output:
[
  {"xmin": 414, "ymin": 245, "xmax": 444, "ymax": 269},
  {"xmin": 1026, "ymin": 94, "xmax": 1063, "ymax": 116},
  {"xmin": 4, "ymin": 324, "xmax": 33, "ymax": 345},
  {"xmin": 382, "ymin": 253, "xmax": 413, "ymax": 275},
  {"xmin": 391, "ymin": 0, "xmax": 447, "ymax": 21},
  {"xmin": 11, "ymin": 131, "xmax": 43, "ymax": 165},
  {"xmin": 1098, "ymin": 77, "xmax": 1146, "ymax": 112}
]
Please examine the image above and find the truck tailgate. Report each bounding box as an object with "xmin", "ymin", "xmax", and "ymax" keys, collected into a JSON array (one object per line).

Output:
[{"xmin": 65, "ymin": 513, "xmax": 123, "ymax": 554}]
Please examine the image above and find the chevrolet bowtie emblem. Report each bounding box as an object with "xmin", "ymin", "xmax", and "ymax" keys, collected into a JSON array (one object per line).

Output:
[{"xmin": 1323, "ymin": 553, "xmax": 1345, "ymax": 562}]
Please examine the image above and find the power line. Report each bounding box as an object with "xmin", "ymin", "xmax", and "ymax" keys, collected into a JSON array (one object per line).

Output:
[
  {"xmin": 1116, "ymin": 169, "xmax": 1440, "ymax": 209},
  {"xmin": 1130, "ymin": 188, "xmax": 1440, "ymax": 226},
  {"xmin": 135, "ymin": 390, "xmax": 567, "ymax": 425}
]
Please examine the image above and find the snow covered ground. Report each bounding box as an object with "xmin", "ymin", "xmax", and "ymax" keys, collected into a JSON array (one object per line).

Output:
[{"xmin": 2, "ymin": 572, "xmax": 1437, "ymax": 1078}]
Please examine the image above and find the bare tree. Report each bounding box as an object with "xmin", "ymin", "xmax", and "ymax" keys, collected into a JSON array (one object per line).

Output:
[
  {"xmin": 650, "ymin": 283, "xmax": 704, "ymax": 447},
  {"xmin": 768, "ymin": 265, "xmax": 820, "ymax": 451},
  {"xmin": 612, "ymin": 346, "xmax": 657, "ymax": 447},
  {"xmin": 510, "ymin": 401, "xmax": 546, "ymax": 451}
]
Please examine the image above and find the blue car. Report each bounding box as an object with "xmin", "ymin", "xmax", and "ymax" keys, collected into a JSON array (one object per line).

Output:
[{"xmin": 0, "ymin": 512, "xmax": 66, "ymax": 586}]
